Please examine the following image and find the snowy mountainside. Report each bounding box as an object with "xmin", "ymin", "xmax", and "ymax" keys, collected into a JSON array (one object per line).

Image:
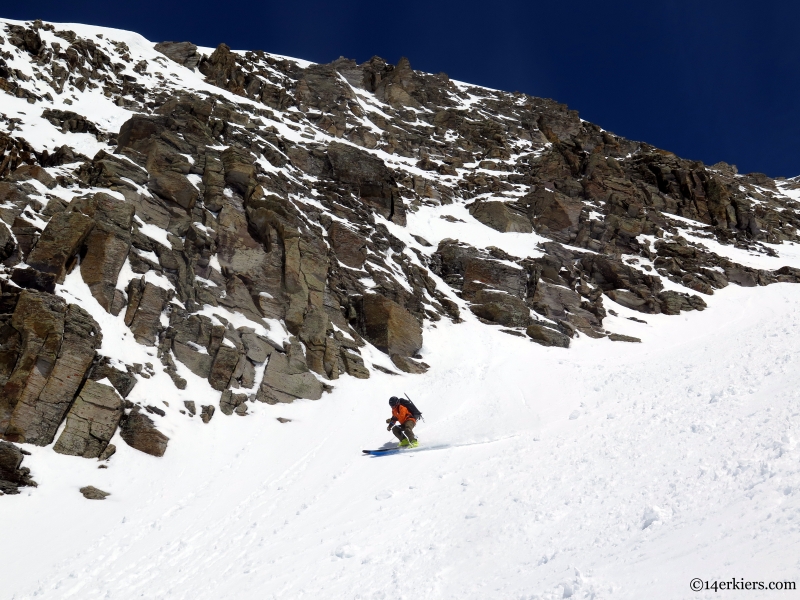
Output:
[
  {"xmin": 4, "ymin": 283, "xmax": 800, "ymax": 600},
  {"xmin": 0, "ymin": 17, "xmax": 799, "ymax": 600}
]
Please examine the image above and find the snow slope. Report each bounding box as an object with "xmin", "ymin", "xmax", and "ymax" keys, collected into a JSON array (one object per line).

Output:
[
  {"xmin": 3, "ymin": 282, "xmax": 799, "ymax": 600},
  {"xmin": 1, "ymin": 16, "xmax": 800, "ymax": 600}
]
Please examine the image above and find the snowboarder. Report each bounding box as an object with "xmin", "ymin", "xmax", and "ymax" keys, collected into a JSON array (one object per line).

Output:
[{"xmin": 386, "ymin": 396, "xmax": 422, "ymax": 448}]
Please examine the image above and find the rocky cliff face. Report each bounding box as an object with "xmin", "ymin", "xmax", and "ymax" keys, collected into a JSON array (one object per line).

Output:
[{"xmin": 0, "ymin": 18, "xmax": 798, "ymax": 481}]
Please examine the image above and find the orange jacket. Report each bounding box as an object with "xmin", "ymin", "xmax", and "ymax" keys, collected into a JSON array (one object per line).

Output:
[{"xmin": 391, "ymin": 403, "xmax": 416, "ymax": 425}]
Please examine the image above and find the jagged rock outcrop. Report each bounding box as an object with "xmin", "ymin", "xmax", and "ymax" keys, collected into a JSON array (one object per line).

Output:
[
  {"xmin": 525, "ymin": 187, "xmax": 583, "ymax": 242},
  {"xmin": 198, "ymin": 43, "xmax": 246, "ymax": 95},
  {"xmin": 155, "ymin": 41, "xmax": 200, "ymax": 70},
  {"xmin": 328, "ymin": 222, "xmax": 368, "ymax": 269},
  {"xmin": 0, "ymin": 17, "xmax": 798, "ymax": 480},
  {"xmin": 0, "ymin": 440, "xmax": 36, "ymax": 494},
  {"xmin": 470, "ymin": 201, "xmax": 532, "ymax": 233},
  {"xmin": 87, "ymin": 358, "xmax": 137, "ymax": 398},
  {"xmin": 53, "ymin": 380, "xmax": 124, "ymax": 458},
  {"xmin": 257, "ymin": 339, "xmax": 324, "ymax": 404},
  {"xmin": 0, "ymin": 220, "xmax": 15, "ymax": 260},
  {"xmin": 25, "ymin": 210, "xmax": 94, "ymax": 283},
  {"xmin": 327, "ymin": 142, "xmax": 406, "ymax": 225},
  {"xmin": 391, "ymin": 354, "xmax": 429, "ymax": 374},
  {"xmin": 75, "ymin": 193, "xmax": 135, "ymax": 313},
  {"xmin": 470, "ymin": 290, "xmax": 531, "ymax": 328},
  {"xmin": 124, "ymin": 279, "xmax": 168, "ymax": 346},
  {"xmin": 359, "ymin": 294, "xmax": 423, "ymax": 357},
  {"xmin": 220, "ymin": 390, "xmax": 248, "ymax": 415},
  {"xmin": 0, "ymin": 291, "xmax": 101, "ymax": 445}
]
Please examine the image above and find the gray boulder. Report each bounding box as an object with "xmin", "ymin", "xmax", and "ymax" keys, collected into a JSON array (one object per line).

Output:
[
  {"xmin": 0, "ymin": 440, "xmax": 36, "ymax": 494},
  {"xmin": 469, "ymin": 201, "xmax": 532, "ymax": 233},
  {"xmin": 360, "ymin": 294, "xmax": 422, "ymax": 358},
  {"xmin": 154, "ymin": 41, "xmax": 200, "ymax": 69},
  {"xmin": 390, "ymin": 354, "xmax": 429, "ymax": 374},
  {"xmin": 220, "ymin": 390, "xmax": 248, "ymax": 415},
  {"xmin": 327, "ymin": 142, "xmax": 405, "ymax": 225},
  {"xmin": 524, "ymin": 187, "xmax": 584, "ymax": 243},
  {"xmin": 7, "ymin": 164, "xmax": 57, "ymax": 189},
  {"xmin": 341, "ymin": 349, "xmax": 370, "ymax": 379},
  {"xmin": 25, "ymin": 210, "xmax": 94, "ymax": 283},
  {"xmin": 120, "ymin": 409, "xmax": 169, "ymax": 457},
  {"xmin": 469, "ymin": 289, "xmax": 531, "ymax": 328},
  {"xmin": 124, "ymin": 279, "xmax": 168, "ymax": 346},
  {"xmin": 208, "ymin": 346, "xmax": 240, "ymax": 391},
  {"xmin": 257, "ymin": 340, "xmax": 324, "ymax": 404},
  {"xmin": 75, "ymin": 193, "xmax": 135, "ymax": 313},
  {"xmin": 172, "ymin": 341, "xmax": 213, "ymax": 378},
  {"xmin": 1, "ymin": 293, "xmax": 101, "ymax": 446},
  {"xmin": 328, "ymin": 222, "xmax": 368, "ymax": 269},
  {"xmin": 0, "ymin": 220, "xmax": 15, "ymax": 261},
  {"xmin": 53, "ymin": 380, "xmax": 124, "ymax": 459},
  {"xmin": 608, "ymin": 333, "xmax": 641, "ymax": 343},
  {"xmin": 200, "ymin": 405, "xmax": 215, "ymax": 424},
  {"xmin": 526, "ymin": 323, "xmax": 571, "ymax": 348},
  {"xmin": 79, "ymin": 485, "xmax": 110, "ymax": 500},
  {"xmin": 240, "ymin": 332, "xmax": 274, "ymax": 363}
]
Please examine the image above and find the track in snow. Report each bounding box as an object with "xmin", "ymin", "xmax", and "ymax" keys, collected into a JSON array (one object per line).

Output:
[
  {"xmin": 363, "ymin": 435, "xmax": 521, "ymax": 456},
  {"xmin": 3, "ymin": 283, "xmax": 800, "ymax": 600}
]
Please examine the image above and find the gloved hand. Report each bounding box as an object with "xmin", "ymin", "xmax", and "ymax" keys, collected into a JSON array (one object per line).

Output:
[
  {"xmin": 386, "ymin": 423, "xmax": 393, "ymax": 431},
  {"xmin": 386, "ymin": 418, "xmax": 392, "ymax": 423}
]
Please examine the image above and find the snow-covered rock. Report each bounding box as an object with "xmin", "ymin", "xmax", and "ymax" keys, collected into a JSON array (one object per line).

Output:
[{"xmin": 0, "ymin": 16, "xmax": 799, "ymax": 599}]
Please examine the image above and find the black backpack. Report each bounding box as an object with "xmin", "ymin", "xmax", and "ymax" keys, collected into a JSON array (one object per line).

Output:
[{"xmin": 399, "ymin": 397, "xmax": 423, "ymax": 420}]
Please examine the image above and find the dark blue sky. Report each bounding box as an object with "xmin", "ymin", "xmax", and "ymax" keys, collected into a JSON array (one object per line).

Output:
[{"xmin": 5, "ymin": 1, "xmax": 798, "ymax": 177}]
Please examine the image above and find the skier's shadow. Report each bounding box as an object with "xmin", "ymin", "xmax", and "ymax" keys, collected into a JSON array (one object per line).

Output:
[{"xmin": 378, "ymin": 441, "xmax": 399, "ymax": 450}]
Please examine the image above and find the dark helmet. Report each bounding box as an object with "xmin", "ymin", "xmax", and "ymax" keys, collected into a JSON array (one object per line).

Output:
[{"xmin": 389, "ymin": 396, "xmax": 400, "ymax": 406}]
